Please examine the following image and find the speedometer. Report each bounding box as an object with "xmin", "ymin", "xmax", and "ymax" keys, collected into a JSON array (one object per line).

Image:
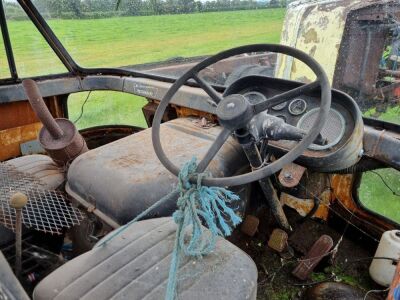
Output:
[
  {"xmin": 243, "ymin": 91, "xmax": 266, "ymax": 105},
  {"xmin": 297, "ymin": 108, "xmax": 345, "ymax": 150},
  {"xmin": 288, "ymin": 98, "xmax": 307, "ymax": 115}
]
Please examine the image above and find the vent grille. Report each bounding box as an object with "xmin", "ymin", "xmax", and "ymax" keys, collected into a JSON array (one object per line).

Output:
[{"xmin": 0, "ymin": 163, "xmax": 83, "ymax": 235}]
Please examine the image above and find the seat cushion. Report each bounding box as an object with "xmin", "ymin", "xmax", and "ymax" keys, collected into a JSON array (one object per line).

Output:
[
  {"xmin": 6, "ymin": 154, "xmax": 65, "ymax": 190},
  {"xmin": 0, "ymin": 251, "xmax": 30, "ymax": 300},
  {"xmin": 66, "ymin": 118, "xmax": 248, "ymax": 225},
  {"xmin": 33, "ymin": 217, "xmax": 257, "ymax": 300}
]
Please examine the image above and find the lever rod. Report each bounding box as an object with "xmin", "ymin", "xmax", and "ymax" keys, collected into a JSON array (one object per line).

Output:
[
  {"xmin": 236, "ymin": 129, "xmax": 291, "ymax": 231},
  {"xmin": 22, "ymin": 79, "xmax": 64, "ymax": 139},
  {"xmin": 9, "ymin": 192, "xmax": 28, "ymax": 277}
]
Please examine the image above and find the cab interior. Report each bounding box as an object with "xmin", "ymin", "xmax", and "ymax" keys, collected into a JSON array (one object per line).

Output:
[{"xmin": 0, "ymin": 1, "xmax": 399, "ymax": 300}]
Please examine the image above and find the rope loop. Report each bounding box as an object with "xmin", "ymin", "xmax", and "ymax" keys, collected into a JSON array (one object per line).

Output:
[{"xmin": 166, "ymin": 157, "xmax": 242, "ymax": 299}]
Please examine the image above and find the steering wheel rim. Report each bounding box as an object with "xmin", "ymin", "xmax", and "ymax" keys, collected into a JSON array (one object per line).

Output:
[{"xmin": 152, "ymin": 44, "xmax": 331, "ymax": 187}]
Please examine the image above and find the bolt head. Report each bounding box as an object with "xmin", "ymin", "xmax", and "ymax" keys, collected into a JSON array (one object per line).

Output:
[
  {"xmin": 10, "ymin": 192, "xmax": 28, "ymax": 209},
  {"xmin": 283, "ymin": 172, "xmax": 293, "ymax": 180},
  {"xmin": 216, "ymin": 94, "xmax": 254, "ymax": 130},
  {"xmin": 227, "ymin": 102, "xmax": 235, "ymax": 109}
]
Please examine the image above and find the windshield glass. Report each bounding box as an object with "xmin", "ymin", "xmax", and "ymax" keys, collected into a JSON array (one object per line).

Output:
[
  {"xmin": 8, "ymin": 0, "xmax": 399, "ymax": 125},
  {"xmin": 3, "ymin": 0, "xmax": 68, "ymax": 77},
  {"xmin": 0, "ymin": 26, "xmax": 11, "ymax": 78},
  {"xmin": 32, "ymin": 1, "xmax": 284, "ymax": 69}
]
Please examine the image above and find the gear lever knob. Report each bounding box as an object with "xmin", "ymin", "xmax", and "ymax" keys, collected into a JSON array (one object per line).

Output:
[{"xmin": 10, "ymin": 192, "xmax": 28, "ymax": 277}]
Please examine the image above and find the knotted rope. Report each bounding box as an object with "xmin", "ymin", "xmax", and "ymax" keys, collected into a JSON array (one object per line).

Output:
[{"xmin": 97, "ymin": 157, "xmax": 242, "ymax": 300}]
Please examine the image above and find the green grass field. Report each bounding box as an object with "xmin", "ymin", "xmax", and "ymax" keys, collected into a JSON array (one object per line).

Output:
[
  {"xmin": 360, "ymin": 105, "xmax": 400, "ymax": 222},
  {"xmin": 359, "ymin": 169, "xmax": 400, "ymax": 222},
  {"xmin": 3, "ymin": 8, "xmax": 399, "ymax": 222},
  {"xmin": 4, "ymin": 8, "xmax": 285, "ymax": 128},
  {"xmin": 364, "ymin": 105, "xmax": 400, "ymax": 124},
  {"xmin": 59, "ymin": 9, "xmax": 285, "ymax": 129},
  {"xmin": 6, "ymin": 8, "xmax": 285, "ymax": 76}
]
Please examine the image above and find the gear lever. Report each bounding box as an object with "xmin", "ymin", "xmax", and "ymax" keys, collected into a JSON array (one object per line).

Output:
[{"xmin": 9, "ymin": 192, "xmax": 28, "ymax": 277}]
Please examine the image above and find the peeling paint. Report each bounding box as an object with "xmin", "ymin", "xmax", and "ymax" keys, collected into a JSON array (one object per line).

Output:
[
  {"xmin": 304, "ymin": 28, "xmax": 319, "ymax": 44},
  {"xmin": 0, "ymin": 122, "xmax": 42, "ymax": 161},
  {"xmin": 275, "ymin": 0, "xmax": 369, "ymax": 83},
  {"xmin": 309, "ymin": 45, "xmax": 317, "ymax": 57}
]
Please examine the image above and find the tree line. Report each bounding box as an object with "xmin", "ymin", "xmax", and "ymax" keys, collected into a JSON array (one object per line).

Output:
[{"xmin": 5, "ymin": 0, "xmax": 288, "ymax": 20}]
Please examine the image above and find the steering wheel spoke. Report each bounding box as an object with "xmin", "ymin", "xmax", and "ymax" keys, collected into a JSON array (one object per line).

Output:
[
  {"xmin": 192, "ymin": 73, "xmax": 223, "ymax": 105},
  {"xmin": 253, "ymin": 80, "xmax": 320, "ymax": 114},
  {"xmin": 196, "ymin": 128, "xmax": 232, "ymax": 173}
]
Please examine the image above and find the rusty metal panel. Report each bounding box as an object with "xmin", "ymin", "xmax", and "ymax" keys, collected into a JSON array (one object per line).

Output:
[
  {"xmin": 337, "ymin": 19, "xmax": 386, "ymax": 95},
  {"xmin": 278, "ymin": 163, "xmax": 306, "ymax": 188},
  {"xmin": 0, "ymin": 122, "xmax": 42, "ymax": 161},
  {"xmin": 0, "ymin": 101, "xmax": 39, "ymax": 131},
  {"xmin": 332, "ymin": 2, "xmax": 400, "ymax": 97},
  {"xmin": 280, "ymin": 190, "xmax": 331, "ymax": 220},
  {"xmin": 275, "ymin": 0, "xmax": 399, "ymax": 86},
  {"xmin": 142, "ymin": 101, "xmax": 177, "ymax": 127},
  {"xmin": 173, "ymin": 105, "xmax": 216, "ymax": 121},
  {"xmin": 363, "ymin": 126, "xmax": 400, "ymax": 170},
  {"xmin": 276, "ymin": 0, "xmax": 355, "ymax": 82},
  {"xmin": 331, "ymin": 174, "xmax": 397, "ymax": 235},
  {"xmin": 0, "ymin": 96, "xmax": 65, "ymax": 162},
  {"xmin": 66, "ymin": 117, "xmax": 248, "ymax": 225}
]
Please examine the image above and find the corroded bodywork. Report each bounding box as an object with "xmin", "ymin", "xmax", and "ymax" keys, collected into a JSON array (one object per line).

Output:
[
  {"xmin": 276, "ymin": 0, "xmax": 351, "ymax": 82},
  {"xmin": 276, "ymin": 0, "xmax": 400, "ymax": 92}
]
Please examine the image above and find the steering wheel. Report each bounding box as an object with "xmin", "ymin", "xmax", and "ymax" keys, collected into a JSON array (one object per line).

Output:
[{"xmin": 152, "ymin": 44, "xmax": 331, "ymax": 187}]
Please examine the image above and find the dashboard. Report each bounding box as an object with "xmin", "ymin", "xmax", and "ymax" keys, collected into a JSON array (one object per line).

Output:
[{"xmin": 224, "ymin": 75, "xmax": 364, "ymax": 172}]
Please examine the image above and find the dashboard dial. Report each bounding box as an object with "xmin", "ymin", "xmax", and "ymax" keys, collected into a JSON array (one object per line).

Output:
[
  {"xmin": 243, "ymin": 91, "xmax": 267, "ymax": 105},
  {"xmin": 271, "ymin": 101, "xmax": 287, "ymax": 111},
  {"xmin": 288, "ymin": 98, "xmax": 307, "ymax": 115}
]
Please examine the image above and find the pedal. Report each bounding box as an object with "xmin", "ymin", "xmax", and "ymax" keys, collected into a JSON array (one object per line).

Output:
[
  {"xmin": 292, "ymin": 234, "xmax": 333, "ymax": 280},
  {"xmin": 268, "ymin": 228, "xmax": 288, "ymax": 253},
  {"xmin": 240, "ymin": 215, "xmax": 259, "ymax": 237}
]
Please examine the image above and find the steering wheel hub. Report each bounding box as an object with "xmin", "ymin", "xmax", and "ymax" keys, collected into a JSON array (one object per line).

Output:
[{"xmin": 216, "ymin": 94, "xmax": 254, "ymax": 130}]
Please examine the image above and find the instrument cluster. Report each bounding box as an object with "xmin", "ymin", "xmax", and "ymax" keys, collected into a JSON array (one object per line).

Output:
[{"xmin": 223, "ymin": 75, "xmax": 364, "ymax": 171}]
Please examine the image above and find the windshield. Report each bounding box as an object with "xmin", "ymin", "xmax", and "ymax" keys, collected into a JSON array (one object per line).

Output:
[
  {"xmin": 3, "ymin": 0, "xmax": 400, "ymax": 125},
  {"xmin": 31, "ymin": 1, "xmax": 284, "ymax": 69}
]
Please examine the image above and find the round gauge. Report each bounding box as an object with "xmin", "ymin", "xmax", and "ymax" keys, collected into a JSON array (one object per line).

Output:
[
  {"xmin": 271, "ymin": 101, "xmax": 287, "ymax": 111},
  {"xmin": 243, "ymin": 91, "xmax": 266, "ymax": 105},
  {"xmin": 297, "ymin": 108, "xmax": 345, "ymax": 151},
  {"xmin": 288, "ymin": 98, "xmax": 307, "ymax": 116}
]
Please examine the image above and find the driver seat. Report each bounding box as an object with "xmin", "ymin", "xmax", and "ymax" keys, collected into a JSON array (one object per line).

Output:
[{"xmin": 33, "ymin": 217, "xmax": 257, "ymax": 300}]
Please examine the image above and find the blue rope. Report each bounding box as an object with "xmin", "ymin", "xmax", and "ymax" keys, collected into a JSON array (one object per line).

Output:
[
  {"xmin": 97, "ymin": 157, "xmax": 242, "ymax": 300},
  {"xmin": 394, "ymin": 285, "xmax": 400, "ymax": 300}
]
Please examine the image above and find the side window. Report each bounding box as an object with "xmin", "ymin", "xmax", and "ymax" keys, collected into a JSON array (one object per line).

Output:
[
  {"xmin": 358, "ymin": 168, "xmax": 400, "ymax": 223},
  {"xmin": 0, "ymin": 4, "xmax": 11, "ymax": 78},
  {"xmin": 3, "ymin": 1, "xmax": 67, "ymax": 77},
  {"xmin": 356, "ymin": 26, "xmax": 399, "ymax": 223},
  {"xmin": 0, "ymin": 33, "xmax": 11, "ymax": 79},
  {"xmin": 67, "ymin": 91, "xmax": 148, "ymax": 129},
  {"xmin": 363, "ymin": 27, "xmax": 400, "ymax": 126}
]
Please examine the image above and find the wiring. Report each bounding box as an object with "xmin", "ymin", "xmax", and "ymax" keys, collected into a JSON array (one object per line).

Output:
[
  {"xmin": 367, "ymin": 170, "xmax": 400, "ymax": 197},
  {"xmin": 363, "ymin": 287, "xmax": 390, "ymax": 300},
  {"xmin": 73, "ymin": 91, "xmax": 92, "ymax": 124}
]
